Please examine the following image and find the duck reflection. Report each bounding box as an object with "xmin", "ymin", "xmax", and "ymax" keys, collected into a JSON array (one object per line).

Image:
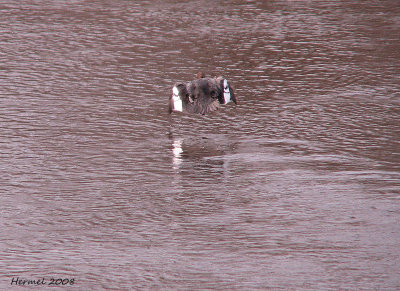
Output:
[
  {"xmin": 172, "ymin": 138, "xmax": 183, "ymax": 170},
  {"xmin": 170, "ymin": 135, "xmax": 233, "ymax": 183}
]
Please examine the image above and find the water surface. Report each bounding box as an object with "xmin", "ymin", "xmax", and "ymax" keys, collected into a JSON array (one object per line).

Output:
[{"xmin": 1, "ymin": 0, "xmax": 399, "ymax": 289}]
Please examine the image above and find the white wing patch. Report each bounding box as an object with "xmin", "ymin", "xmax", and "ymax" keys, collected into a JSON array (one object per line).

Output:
[
  {"xmin": 223, "ymin": 79, "xmax": 231, "ymax": 104},
  {"xmin": 172, "ymin": 86, "xmax": 183, "ymax": 112}
]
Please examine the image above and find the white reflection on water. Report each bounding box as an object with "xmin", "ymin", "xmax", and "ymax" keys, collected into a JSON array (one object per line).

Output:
[{"xmin": 172, "ymin": 138, "xmax": 183, "ymax": 170}]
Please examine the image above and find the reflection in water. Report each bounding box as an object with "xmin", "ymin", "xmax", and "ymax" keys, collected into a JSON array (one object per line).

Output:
[
  {"xmin": 1, "ymin": 0, "xmax": 399, "ymax": 289},
  {"xmin": 169, "ymin": 135, "xmax": 236, "ymax": 193},
  {"xmin": 172, "ymin": 138, "xmax": 183, "ymax": 170}
]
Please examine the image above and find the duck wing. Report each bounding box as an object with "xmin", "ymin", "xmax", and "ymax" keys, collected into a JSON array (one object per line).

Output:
[{"xmin": 169, "ymin": 83, "xmax": 188, "ymax": 113}]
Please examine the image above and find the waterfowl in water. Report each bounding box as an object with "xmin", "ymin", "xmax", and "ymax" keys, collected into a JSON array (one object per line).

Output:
[{"xmin": 168, "ymin": 74, "xmax": 236, "ymax": 115}]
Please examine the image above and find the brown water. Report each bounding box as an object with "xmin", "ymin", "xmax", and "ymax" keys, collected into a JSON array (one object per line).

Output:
[{"xmin": 1, "ymin": 0, "xmax": 400, "ymax": 290}]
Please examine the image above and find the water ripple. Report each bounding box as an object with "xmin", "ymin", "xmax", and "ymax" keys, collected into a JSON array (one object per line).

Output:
[{"xmin": 1, "ymin": 0, "xmax": 399, "ymax": 290}]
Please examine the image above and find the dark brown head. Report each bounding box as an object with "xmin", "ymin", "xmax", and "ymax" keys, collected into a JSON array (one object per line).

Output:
[{"xmin": 196, "ymin": 72, "xmax": 206, "ymax": 79}]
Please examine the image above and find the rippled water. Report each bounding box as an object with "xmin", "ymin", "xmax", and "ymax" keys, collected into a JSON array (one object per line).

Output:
[{"xmin": 1, "ymin": 0, "xmax": 399, "ymax": 289}]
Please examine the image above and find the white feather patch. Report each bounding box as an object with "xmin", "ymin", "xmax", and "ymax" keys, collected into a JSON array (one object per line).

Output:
[
  {"xmin": 172, "ymin": 86, "xmax": 183, "ymax": 112},
  {"xmin": 223, "ymin": 79, "xmax": 231, "ymax": 104}
]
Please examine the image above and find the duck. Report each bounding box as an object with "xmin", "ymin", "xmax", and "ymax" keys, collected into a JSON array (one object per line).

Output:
[{"xmin": 168, "ymin": 73, "xmax": 236, "ymax": 115}]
